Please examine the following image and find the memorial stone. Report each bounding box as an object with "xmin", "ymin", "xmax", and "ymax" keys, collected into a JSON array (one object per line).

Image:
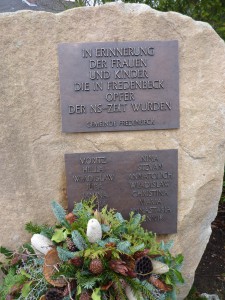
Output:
[{"xmin": 0, "ymin": 3, "xmax": 225, "ymax": 299}]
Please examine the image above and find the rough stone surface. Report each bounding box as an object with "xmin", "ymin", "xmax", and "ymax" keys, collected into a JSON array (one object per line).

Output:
[{"xmin": 0, "ymin": 3, "xmax": 225, "ymax": 299}]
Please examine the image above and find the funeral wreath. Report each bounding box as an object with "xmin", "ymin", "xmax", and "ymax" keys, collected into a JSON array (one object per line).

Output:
[{"xmin": 0, "ymin": 198, "xmax": 184, "ymax": 300}]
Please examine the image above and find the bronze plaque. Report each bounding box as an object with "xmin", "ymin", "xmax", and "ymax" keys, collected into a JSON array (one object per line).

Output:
[
  {"xmin": 65, "ymin": 149, "xmax": 178, "ymax": 234},
  {"xmin": 58, "ymin": 41, "xmax": 179, "ymax": 133}
]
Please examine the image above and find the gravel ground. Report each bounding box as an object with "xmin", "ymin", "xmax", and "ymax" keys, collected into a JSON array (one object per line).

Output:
[{"xmin": 0, "ymin": 0, "xmax": 75, "ymax": 13}]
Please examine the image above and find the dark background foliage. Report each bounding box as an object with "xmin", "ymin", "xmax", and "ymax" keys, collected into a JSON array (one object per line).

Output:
[{"xmin": 102, "ymin": 0, "xmax": 225, "ymax": 40}]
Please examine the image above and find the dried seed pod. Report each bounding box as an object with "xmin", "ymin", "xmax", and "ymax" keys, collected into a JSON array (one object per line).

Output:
[
  {"xmin": 31, "ymin": 234, "xmax": 54, "ymax": 255},
  {"xmin": 10, "ymin": 254, "xmax": 21, "ymax": 265},
  {"xmin": 109, "ymin": 260, "xmax": 128, "ymax": 276},
  {"xmin": 135, "ymin": 255, "xmax": 153, "ymax": 281},
  {"xmin": 105, "ymin": 242, "xmax": 116, "ymax": 248},
  {"xmin": 86, "ymin": 219, "xmax": 102, "ymax": 243},
  {"xmin": 43, "ymin": 248, "xmax": 66, "ymax": 287},
  {"xmin": 89, "ymin": 258, "xmax": 104, "ymax": 274},
  {"xmin": 45, "ymin": 288, "xmax": 63, "ymax": 300},
  {"xmin": 151, "ymin": 260, "xmax": 169, "ymax": 274},
  {"xmin": 120, "ymin": 253, "xmax": 135, "ymax": 270},
  {"xmin": 133, "ymin": 249, "xmax": 150, "ymax": 260},
  {"xmin": 149, "ymin": 275, "xmax": 172, "ymax": 291},
  {"xmin": 70, "ymin": 256, "xmax": 83, "ymax": 267},
  {"xmin": 104, "ymin": 242, "xmax": 116, "ymax": 260},
  {"xmin": 126, "ymin": 268, "xmax": 137, "ymax": 278},
  {"xmin": 65, "ymin": 212, "xmax": 76, "ymax": 224},
  {"xmin": 79, "ymin": 291, "xmax": 91, "ymax": 300},
  {"xmin": 94, "ymin": 210, "xmax": 102, "ymax": 223},
  {"xmin": 66, "ymin": 237, "xmax": 77, "ymax": 252},
  {"xmin": 62, "ymin": 280, "xmax": 77, "ymax": 297},
  {"xmin": 104, "ymin": 249, "xmax": 112, "ymax": 260}
]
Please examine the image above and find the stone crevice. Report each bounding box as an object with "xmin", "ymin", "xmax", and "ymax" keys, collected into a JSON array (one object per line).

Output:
[
  {"xmin": 179, "ymin": 144, "xmax": 206, "ymax": 160},
  {"xmin": 32, "ymin": 133, "xmax": 50, "ymax": 144},
  {"xmin": 83, "ymin": 137, "xmax": 101, "ymax": 152}
]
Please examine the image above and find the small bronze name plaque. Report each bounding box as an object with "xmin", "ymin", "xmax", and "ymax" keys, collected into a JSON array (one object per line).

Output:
[
  {"xmin": 58, "ymin": 41, "xmax": 179, "ymax": 133},
  {"xmin": 65, "ymin": 149, "xmax": 178, "ymax": 234}
]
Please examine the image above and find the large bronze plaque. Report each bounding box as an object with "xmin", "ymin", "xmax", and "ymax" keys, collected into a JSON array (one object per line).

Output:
[
  {"xmin": 65, "ymin": 149, "xmax": 178, "ymax": 234},
  {"xmin": 58, "ymin": 41, "xmax": 179, "ymax": 133}
]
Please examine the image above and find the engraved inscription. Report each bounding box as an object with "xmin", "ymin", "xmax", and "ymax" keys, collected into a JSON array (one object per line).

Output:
[
  {"xmin": 65, "ymin": 149, "xmax": 177, "ymax": 234},
  {"xmin": 69, "ymin": 155, "xmax": 115, "ymax": 208},
  {"xmin": 129, "ymin": 154, "xmax": 174, "ymax": 223},
  {"xmin": 58, "ymin": 41, "xmax": 179, "ymax": 132}
]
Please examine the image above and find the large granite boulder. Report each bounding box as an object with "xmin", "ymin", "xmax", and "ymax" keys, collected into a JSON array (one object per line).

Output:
[{"xmin": 0, "ymin": 3, "xmax": 224, "ymax": 298}]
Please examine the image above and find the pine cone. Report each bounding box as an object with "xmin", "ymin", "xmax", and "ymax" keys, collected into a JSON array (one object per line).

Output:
[
  {"xmin": 109, "ymin": 260, "xmax": 128, "ymax": 276},
  {"xmin": 89, "ymin": 258, "xmax": 104, "ymax": 274},
  {"xmin": 135, "ymin": 255, "xmax": 153, "ymax": 281},
  {"xmin": 79, "ymin": 291, "xmax": 91, "ymax": 300},
  {"xmin": 66, "ymin": 237, "xmax": 77, "ymax": 252},
  {"xmin": 45, "ymin": 288, "xmax": 63, "ymax": 300},
  {"xmin": 70, "ymin": 256, "xmax": 83, "ymax": 267}
]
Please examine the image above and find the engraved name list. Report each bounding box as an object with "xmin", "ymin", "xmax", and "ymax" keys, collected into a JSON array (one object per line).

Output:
[{"xmin": 65, "ymin": 150, "xmax": 178, "ymax": 234}]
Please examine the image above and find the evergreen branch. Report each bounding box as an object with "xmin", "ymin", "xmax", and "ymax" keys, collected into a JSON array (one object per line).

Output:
[
  {"xmin": 22, "ymin": 243, "xmax": 35, "ymax": 254},
  {"xmin": 53, "ymin": 263, "xmax": 77, "ymax": 280},
  {"xmin": 113, "ymin": 223, "xmax": 127, "ymax": 235},
  {"xmin": 104, "ymin": 237, "xmax": 120, "ymax": 244},
  {"xmin": 130, "ymin": 213, "xmax": 142, "ymax": 228},
  {"xmin": 72, "ymin": 230, "xmax": 87, "ymax": 250},
  {"xmin": 0, "ymin": 199, "xmax": 183, "ymax": 300},
  {"xmin": 125, "ymin": 278, "xmax": 158, "ymax": 300},
  {"xmin": 57, "ymin": 247, "xmax": 77, "ymax": 261},
  {"xmin": 40, "ymin": 226, "xmax": 55, "ymax": 239},
  {"xmin": 115, "ymin": 212, "xmax": 125, "ymax": 223},
  {"xmin": 72, "ymin": 202, "xmax": 83, "ymax": 215},
  {"xmin": 110, "ymin": 272, "xmax": 127, "ymax": 300},
  {"xmin": 101, "ymin": 224, "xmax": 110, "ymax": 233},
  {"xmin": 25, "ymin": 222, "xmax": 55, "ymax": 239},
  {"xmin": 130, "ymin": 243, "xmax": 145, "ymax": 253},
  {"xmin": 75, "ymin": 270, "xmax": 103, "ymax": 289},
  {"xmin": 0, "ymin": 246, "xmax": 13, "ymax": 258},
  {"xmin": 117, "ymin": 241, "xmax": 131, "ymax": 254},
  {"xmin": 163, "ymin": 240, "xmax": 174, "ymax": 252},
  {"xmin": 51, "ymin": 200, "xmax": 66, "ymax": 223},
  {"xmin": 25, "ymin": 222, "xmax": 44, "ymax": 234},
  {"xmin": 0, "ymin": 269, "xmax": 27, "ymax": 299},
  {"xmin": 140, "ymin": 280, "xmax": 164, "ymax": 300}
]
